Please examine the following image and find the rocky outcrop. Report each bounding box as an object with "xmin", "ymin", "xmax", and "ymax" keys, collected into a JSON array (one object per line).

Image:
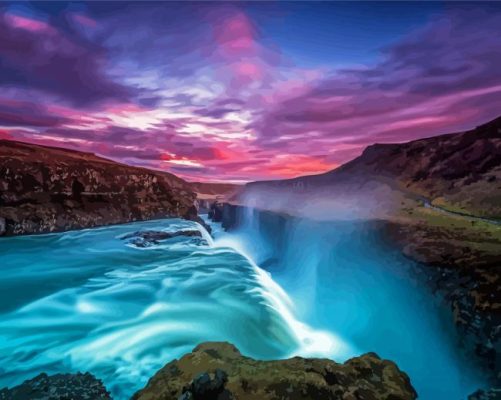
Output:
[
  {"xmin": 132, "ymin": 342, "xmax": 417, "ymax": 400},
  {"xmin": 0, "ymin": 140, "xmax": 201, "ymax": 236},
  {"xmin": 208, "ymin": 202, "xmax": 224, "ymax": 223},
  {"xmin": 468, "ymin": 388, "xmax": 501, "ymax": 400},
  {"xmin": 0, "ymin": 372, "xmax": 111, "ymax": 400},
  {"xmin": 177, "ymin": 369, "xmax": 233, "ymax": 400}
]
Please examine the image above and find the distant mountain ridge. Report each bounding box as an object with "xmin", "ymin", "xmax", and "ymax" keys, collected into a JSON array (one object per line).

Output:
[
  {"xmin": 190, "ymin": 181, "xmax": 240, "ymax": 198},
  {"xmin": 246, "ymin": 116, "xmax": 501, "ymax": 219}
]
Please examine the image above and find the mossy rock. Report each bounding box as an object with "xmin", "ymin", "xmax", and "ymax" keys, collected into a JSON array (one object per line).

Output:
[{"xmin": 132, "ymin": 342, "xmax": 417, "ymax": 400}]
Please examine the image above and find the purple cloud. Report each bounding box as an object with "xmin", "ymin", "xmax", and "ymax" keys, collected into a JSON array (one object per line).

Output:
[
  {"xmin": 253, "ymin": 8, "xmax": 501, "ymax": 161},
  {"xmin": 0, "ymin": 98, "xmax": 69, "ymax": 127},
  {"xmin": 0, "ymin": 11, "xmax": 135, "ymax": 107},
  {"xmin": 1, "ymin": 5, "xmax": 500, "ymax": 183}
]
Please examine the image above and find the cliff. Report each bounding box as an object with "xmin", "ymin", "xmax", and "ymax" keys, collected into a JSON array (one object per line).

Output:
[
  {"xmin": 0, "ymin": 140, "xmax": 199, "ymax": 236},
  {"xmin": 191, "ymin": 181, "xmax": 240, "ymax": 213},
  {"xmin": 190, "ymin": 182, "xmax": 240, "ymax": 198}
]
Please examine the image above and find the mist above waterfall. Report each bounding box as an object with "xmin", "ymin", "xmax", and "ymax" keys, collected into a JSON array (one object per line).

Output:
[{"xmin": 234, "ymin": 179, "xmax": 408, "ymax": 222}]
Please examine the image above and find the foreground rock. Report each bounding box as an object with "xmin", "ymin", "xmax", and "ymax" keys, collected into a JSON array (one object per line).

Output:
[
  {"xmin": 132, "ymin": 342, "xmax": 417, "ymax": 400},
  {"xmin": 0, "ymin": 140, "xmax": 201, "ymax": 236},
  {"xmin": 0, "ymin": 372, "xmax": 111, "ymax": 400}
]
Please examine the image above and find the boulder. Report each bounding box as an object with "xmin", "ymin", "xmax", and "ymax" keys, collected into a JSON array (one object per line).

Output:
[
  {"xmin": 132, "ymin": 342, "xmax": 417, "ymax": 400},
  {"xmin": 468, "ymin": 388, "xmax": 501, "ymax": 400},
  {"xmin": 121, "ymin": 229, "xmax": 203, "ymax": 247},
  {"xmin": 0, "ymin": 372, "xmax": 111, "ymax": 400}
]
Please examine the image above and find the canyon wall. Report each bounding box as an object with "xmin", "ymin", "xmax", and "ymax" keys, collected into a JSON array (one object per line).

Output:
[{"xmin": 0, "ymin": 140, "xmax": 200, "ymax": 236}]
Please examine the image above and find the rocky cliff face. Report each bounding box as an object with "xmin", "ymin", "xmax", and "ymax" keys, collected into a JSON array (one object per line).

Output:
[
  {"xmin": 132, "ymin": 342, "xmax": 417, "ymax": 400},
  {"xmin": 0, "ymin": 140, "xmax": 200, "ymax": 236},
  {"xmin": 192, "ymin": 182, "xmax": 240, "ymax": 213}
]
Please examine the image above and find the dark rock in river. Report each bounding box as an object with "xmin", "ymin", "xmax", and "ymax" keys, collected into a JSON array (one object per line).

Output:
[
  {"xmin": 132, "ymin": 342, "xmax": 417, "ymax": 400},
  {"xmin": 0, "ymin": 140, "xmax": 202, "ymax": 236},
  {"xmin": 468, "ymin": 388, "xmax": 501, "ymax": 400},
  {"xmin": 0, "ymin": 372, "xmax": 111, "ymax": 400},
  {"xmin": 121, "ymin": 229, "xmax": 203, "ymax": 247}
]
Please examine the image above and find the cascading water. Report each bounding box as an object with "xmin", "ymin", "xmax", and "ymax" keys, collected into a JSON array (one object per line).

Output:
[
  {"xmin": 0, "ymin": 218, "xmax": 350, "ymax": 400},
  {"xmin": 210, "ymin": 205, "xmax": 488, "ymax": 399}
]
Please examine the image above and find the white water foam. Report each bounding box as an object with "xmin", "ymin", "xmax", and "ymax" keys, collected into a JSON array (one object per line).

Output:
[{"xmin": 212, "ymin": 231, "xmax": 354, "ymax": 360}]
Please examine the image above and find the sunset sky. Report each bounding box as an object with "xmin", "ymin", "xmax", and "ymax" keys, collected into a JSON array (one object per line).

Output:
[{"xmin": 1, "ymin": 1, "xmax": 500, "ymax": 182}]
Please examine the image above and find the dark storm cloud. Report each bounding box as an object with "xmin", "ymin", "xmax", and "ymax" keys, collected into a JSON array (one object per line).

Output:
[{"xmin": 0, "ymin": 99, "xmax": 69, "ymax": 127}]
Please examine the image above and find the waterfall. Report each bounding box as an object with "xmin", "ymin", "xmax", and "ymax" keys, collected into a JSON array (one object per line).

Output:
[
  {"xmin": 201, "ymin": 213, "xmax": 354, "ymax": 360},
  {"xmin": 206, "ymin": 206, "xmax": 487, "ymax": 399}
]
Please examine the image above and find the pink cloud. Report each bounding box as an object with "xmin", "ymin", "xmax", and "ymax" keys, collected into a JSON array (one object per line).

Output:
[
  {"xmin": 214, "ymin": 12, "xmax": 257, "ymax": 57},
  {"xmin": 0, "ymin": 129, "xmax": 12, "ymax": 140},
  {"xmin": 4, "ymin": 13, "xmax": 53, "ymax": 33},
  {"xmin": 70, "ymin": 13, "xmax": 97, "ymax": 28}
]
